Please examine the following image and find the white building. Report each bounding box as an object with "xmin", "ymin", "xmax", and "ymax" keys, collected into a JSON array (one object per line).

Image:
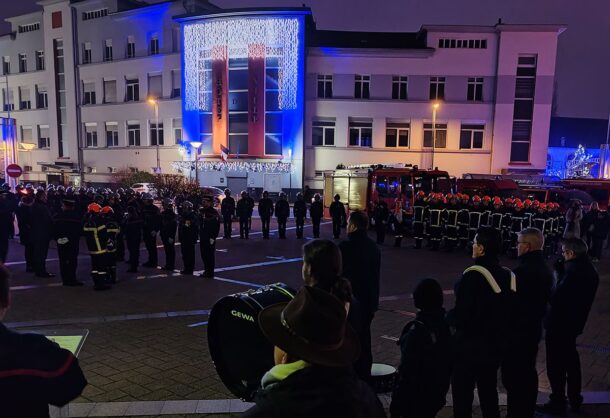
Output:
[{"xmin": 0, "ymin": 0, "xmax": 565, "ymax": 195}]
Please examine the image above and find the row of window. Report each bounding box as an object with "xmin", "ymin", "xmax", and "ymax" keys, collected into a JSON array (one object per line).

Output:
[
  {"xmin": 2, "ymin": 51, "xmax": 45, "ymax": 75},
  {"xmin": 2, "ymin": 85, "xmax": 48, "ymax": 111},
  {"xmin": 82, "ymin": 30, "xmax": 179, "ymax": 64},
  {"xmin": 312, "ymin": 120, "xmax": 485, "ymax": 150},
  {"xmin": 82, "ymin": 8, "xmax": 108, "ymax": 21},
  {"xmin": 83, "ymin": 119, "xmax": 182, "ymax": 148},
  {"xmin": 438, "ymin": 38, "xmax": 488, "ymax": 49},
  {"xmin": 18, "ymin": 22, "xmax": 40, "ymax": 33},
  {"xmin": 82, "ymin": 71, "xmax": 181, "ymax": 105},
  {"xmin": 317, "ymin": 75, "xmax": 484, "ymax": 102}
]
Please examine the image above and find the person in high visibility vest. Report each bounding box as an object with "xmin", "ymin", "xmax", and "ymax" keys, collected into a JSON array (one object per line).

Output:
[
  {"xmin": 101, "ymin": 206, "xmax": 120, "ymax": 284},
  {"xmin": 82, "ymin": 203, "xmax": 111, "ymax": 291}
]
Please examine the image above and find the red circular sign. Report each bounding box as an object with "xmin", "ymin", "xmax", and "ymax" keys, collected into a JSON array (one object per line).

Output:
[{"xmin": 6, "ymin": 164, "xmax": 23, "ymax": 178}]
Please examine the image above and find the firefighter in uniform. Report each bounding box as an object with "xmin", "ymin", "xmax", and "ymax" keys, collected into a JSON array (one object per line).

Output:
[
  {"xmin": 522, "ymin": 199, "xmax": 534, "ymax": 229},
  {"xmin": 82, "ymin": 203, "xmax": 111, "ymax": 291},
  {"xmin": 160, "ymin": 198, "xmax": 178, "ymax": 271},
  {"xmin": 468, "ymin": 195, "xmax": 484, "ymax": 247},
  {"xmin": 489, "ymin": 197, "xmax": 505, "ymax": 237},
  {"xmin": 124, "ymin": 205, "xmax": 143, "ymax": 273},
  {"xmin": 412, "ymin": 191, "xmax": 426, "ymax": 249},
  {"xmin": 275, "ymin": 192, "xmax": 290, "ymax": 239},
  {"xmin": 178, "ymin": 201, "xmax": 198, "ymax": 275},
  {"xmin": 237, "ymin": 191, "xmax": 251, "ymax": 239},
  {"xmin": 501, "ymin": 198, "xmax": 514, "ymax": 254},
  {"xmin": 310, "ymin": 193, "xmax": 324, "ymax": 239},
  {"xmin": 53, "ymin": 198, "xmax": 83, "ymax": 286},
  {"xmin": 373, "ymin": 199, "xmax": 389, "ymax": 244},
  {"xmin": 245, "ymin": 191, "xmax": 255, "ymax": 231},
  {"xmin": 480, "ymin": 196, "xmax": 493, "ymax": 227},
  {"xmin": 293, "ymin": 192, "xmax": 307, "ymax": 239},
  {"xmin": 443, "ymin": 193, "xmax": 460, "ymax": 251},
  {"xmin": 509, "ymin": 200, "xmax": 527, "ymax": 258},
  {"xmin": 457, "ymin": 194, "xmax": 471, "ymax": 249},
  {"xmin": 141, "ymin": 193, "xmax": 161, "ymax": 268},
  {"xmin": 392, "ymin": 198, "xmax": 408, "ymax": 247},
  {"xmin": 258, "ymin": 191, "xmax": 274, "ymax": 239},
  {"xmin": 109, "ymin": 194, "xmax": 126, "ymax": 262},
  {"xmin": 425, "ymin": 193, "xmax": 444, "ymax": 250},
  {"xmin": 198, "ymin": 196, "xmax": 220, "ymax": 278},
  {"xmin": 221, "ymin": 189, "xmax": 235, "ymax": 239},
  {"xmin": 31, "ymin": 190, "xmax": 55, "ymax": 278},
  {"xmin": 329, "ymin": 194, "xmax": 346, "ymax": 239},
  {"xmin": 102, "ymin": 206, "xmax": 120, "ymax": 284}
]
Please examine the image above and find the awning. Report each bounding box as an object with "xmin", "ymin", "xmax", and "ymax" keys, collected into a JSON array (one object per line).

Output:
[{"xmin": 37, "ymin": 161, "xmax": 80, "ymax": 172}]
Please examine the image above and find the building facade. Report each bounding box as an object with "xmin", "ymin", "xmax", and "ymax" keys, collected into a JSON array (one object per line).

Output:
[{"xmin": 0, "ymin": 0, "xmax": 564, "ymax": 193}]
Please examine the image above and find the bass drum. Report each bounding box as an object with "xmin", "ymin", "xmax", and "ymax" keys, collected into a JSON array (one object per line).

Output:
[{"xmin": 207, "ymin": 283, "xmax": 296, "ymax": 401}]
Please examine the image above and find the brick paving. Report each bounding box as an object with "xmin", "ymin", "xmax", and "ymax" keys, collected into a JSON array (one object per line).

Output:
[{"xmin": 4, "ymin": 218, "xmax": 610, "ymax": 416}]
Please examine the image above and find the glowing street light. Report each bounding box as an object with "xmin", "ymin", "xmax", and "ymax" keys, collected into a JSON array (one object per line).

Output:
[
  {"xmin": 431, "ymin": 101, "xmax": 441, "ymax": 170},
  {"xmin": 190, "ymin": 141, "xmax": 202, "ymax": 185}
]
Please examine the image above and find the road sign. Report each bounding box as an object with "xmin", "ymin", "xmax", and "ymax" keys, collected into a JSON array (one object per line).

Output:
[{"xmin": 6, "ymin": 164, "xmax": 22, "ymax": 178}]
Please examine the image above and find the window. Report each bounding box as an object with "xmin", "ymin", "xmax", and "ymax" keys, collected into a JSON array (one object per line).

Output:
[
  {"xmin": 38, "ymin": 125, "xmax": 50, "ymax": 149},
  {"xmin": 103, "ymin": 79, "xmax": 116, "ymax": 103},
  {"xmin": 83, "ymin": 43, "xmax": 92, "ymax": 64},
  {"xmin": 2, "ymin": 89, "xmax": 14, "ymax": 111},
  {"xmin": 423, "ymin": 123, "xmax": 448, "ymax": 148},
  {"xmin": 510, "ymin": 54, "xmax": 537, "ymax": 162},
  {"xmin": 171, "ymin": 70, "xmax": 181, "ymax": 98},
  {"xmin": 127, "ymin": 121, "xmax": 140, "ymax": 146},
  {"xmin": 467, "ymin": 77, "xmax": 484, "ymax": 101},
  {"xmin": 104, "ymin": 39, "xmax": 113, "ymax": 61},
  {"xmin": 18, "ymin": 53, "xmax": 27, "ymax": 73},
  {"xmin": 126, "ymin": 36, "xmax": 135, "ymax": 58},
  {"xmin": 35, "ymin": 51, "xmax": 44, "ymax": 71},
  {"xmin": 228, "ymin": 113, "xmax": 248, "ymax": 154},
  {"xmin": 150, "ymin": 122, "xmax": 164, "ymax": 146},
  {"xmin": 173, "ymin": 118, "xmax": 182, "ymax": 144},
  {"xmin": 354, "ymin": 75, "xmax": 370, "ymax": 99},
  {"xmin": 312, "ymin": 120, "xmax": 335, "ymax": 146},
  {"xmin": 148, "ymin": 74, "xmax": 162, "ymax": 99},
  {"xmin": 438, "ymin": 38, "xmax": 488, "ymax": 49},
  {"xmin": 105, "ymin": 122, "xmax": 118, "ymax": 147},
  {"xmin": 2, "ymin": 57, "xmax": 9, "ymax": 75},
  {"xmin": 392, "ymin": 76, "xmax": 408, "ymax": 100},
  {"xmin": 83, "ymin": 8, "xmax": 108, "ymax": 21},
  {"xmin": 126, "ymin": 78, "xmax": 139, "ymax": 102},
  {"xmin": 460, "ymin": 124, "xmax": 484, "ymax": 149},
  {"xmin": 349, "ymin": 120, "xmax": 373, "ymax": 147},
  {"xmin": 18, "ymin": 22, "xmax": 40, "ymax": 33},
  {"xmin": 21, "ymin": 126, "xmax": 33, "ymax": 142},
  {"xmin": 53, "ymin": 39, "xmax": 66, "ymax": 157},
  {"xmin": 83, "ymin": 82, "xmax": 96, "ymax": 105},
  {"xmin": 85, "ymin": 123, "xmax": 97, "ymax": 147},
  {"xmin": 19, "ymin": 87, "xmax": 31, "ymax": 110},
  {"xmin": 385, "ymin": 123, "xmax": 410, "ymax": 148},
  {"xmin": 52, "ymin": 11, "xmax": 62, "ymax": 28},
  {"xmin": 429, "ymin": 77, "xmax": 445, "ymax": 100},
  {"xmin": 36, "ymin": 85, "xmax": 48, "ymax": 108},
  {"xmin": 317, "ymin": 75, "xmax": 333, "ymax": 98},
  {"xmin": 265, "ymin": 113, "xmax": 283, "ymax": 155},
  {"xmin": 149, "ymin": 34, "xmax": 159, "ymax": 55}
]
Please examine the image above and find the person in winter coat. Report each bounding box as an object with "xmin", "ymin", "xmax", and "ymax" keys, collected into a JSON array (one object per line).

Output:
[
  {"xmin": 563, "ymin": 200, "xmax": 583, "ymax": 239},
  {"xmin": 538, "ymin": 238, "xmax": 599, "ymax": 416},
  {"xmin": 0, "ymin": 266, "xmax": 87, "ymax": 417},
  {"xmin": 178, "ymin": 201, "xmax": 198, "ymax": 275},
  {"xmin": 392, "ymin": 198, "xmax": 408, "ymax": 248},
  {"xmin": 501, "ymin": 228, "xmax": 553, "ymax": 418},
  {"xmin": 274, "ymin": 193, "xmax": 290, "ymax": 239},
  {"xmin": 329, "ymin": 194, "xmax": 346, "ymax": 239},
  {"xmin": 309, "ymin": 193, "xmax": 324, "ymax": 239},
  {"xmin": 258, "ymin": 191, "xmax": 274, "ymax": 239},
  {"xmin": 293, "ymin": 192, "xmax": 307, "ymax": 239},
  {"xmin": 198, "ymin": 196, "xmax": 220, "ymax": 278},
  {"xmin": 373, "ymin": 199, "xmax": 389, "ymax": 244},
  {"xmin": 160, "ymin": 198, "xmax": 178, "ymax": 271},
  {"xmin": 123, "ymin": 205, "xmax": 143, "ymax": 273},
  {"xmin": 588, "ymin": 209, "xmax": 609, "ymax": 261},
  {"xmin": 220, "ymin": 189, "xmax": 235, "ymax": 239},
  {"xmin": 390, "ymin": 278, "xmax": 452, "ymax": 418},
  {"xmin": 241, "ymin": 286, "xmax": 385, "ymax": 418}
]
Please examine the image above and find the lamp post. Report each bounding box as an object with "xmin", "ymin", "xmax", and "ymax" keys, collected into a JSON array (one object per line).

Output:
[
  {"xmin": 431, "ymin": 101, "xmax": 440, "ymax": 170},
  {"xmin": 148, "ymin": 98, "xmax": 160, "ymax": 174},
  {"xmin": 190, "ymin": 141, "xmax": 202, "ymax": 186}
]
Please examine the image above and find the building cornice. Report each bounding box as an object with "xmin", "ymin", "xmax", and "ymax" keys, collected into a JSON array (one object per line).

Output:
[
  {"xmin": 174, "ymin": 7, "xmax": 312, "ymax": 23},
  {"xmin": 308, "ymin": 47, "xmax": 434, "ymax": 58}
]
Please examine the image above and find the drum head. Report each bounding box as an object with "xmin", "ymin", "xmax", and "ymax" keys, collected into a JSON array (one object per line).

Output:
[
  {"xmin": 371, "ymin": 363, "xmax": 396, "ymax": 376},
  {"xmin": 208, "ymin": 283, "xmax": 296, "ymax": 401}
]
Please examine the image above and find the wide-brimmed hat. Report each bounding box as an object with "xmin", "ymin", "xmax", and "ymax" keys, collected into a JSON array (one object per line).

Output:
[{"xmin": 258, "ymin": 286, "xmax": 360, "ymax": 368}]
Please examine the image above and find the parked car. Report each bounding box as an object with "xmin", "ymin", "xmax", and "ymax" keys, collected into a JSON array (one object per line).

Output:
[
  {"xmin": 201, "ymin": 186, "xmax": 225, "ymax": 207},
  {"xmin": 131, "ymin": 183, "xmax": 156, "ymax": 196}
]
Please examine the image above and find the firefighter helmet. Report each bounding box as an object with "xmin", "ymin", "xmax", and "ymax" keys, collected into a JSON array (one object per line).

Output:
[
  {"xmin": 532, "ymin": 200, "xmax": 540, "ymax": 206},
  {"xmin": 445, "ymin": 193, "xmax": 453, "ymax": 201},
  {"xmin": 416, "ymin": 191, "xmax": 426, "ymax": 198},
  {"xmin": 461, "ymin": 193, "xmax": 470, "ymax": 201},
  {"xmin": 87, "ymin": 203, "xmax": 102, "ymax": 213},
  {"xmin": 504, "ymin": 198, "xmax": 514, "ymax": 205},
  {"xmin": 472, "ymin": 195, "xmax": 482, "ymax": 203},
  {"xmin": 482, "ymin": 195, "xmax": 491, "ymax": 202},
  {"xmin": 524, "ymin": 199, "xmax": 532, "ymax": 206},
  {"xmin": 515, "ymin": 201, "xmax": 524, "ymax": 209},
  {"xmin": 539, "ymin": 203, "xmax": 547, "ymax": 210},
  {"xmin": 101, "ymin": 206, "xmax": 114, "ymax": 214},
  {"xmin": 493, "ymin": 196, "xmax": 502, "ymax": 205}
]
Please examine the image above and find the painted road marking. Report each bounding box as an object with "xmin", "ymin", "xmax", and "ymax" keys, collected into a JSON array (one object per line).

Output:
[{"xmin": 187, "ymin": 321, "xmax": 209, "ymax": 328}]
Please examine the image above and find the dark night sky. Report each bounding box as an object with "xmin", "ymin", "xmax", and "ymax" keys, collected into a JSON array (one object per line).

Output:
[{"xmin": 1, "ymin": 0, "xmax": 609, "ymax": 120}]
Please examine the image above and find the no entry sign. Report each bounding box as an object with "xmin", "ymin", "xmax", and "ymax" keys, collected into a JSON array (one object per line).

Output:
[{"xmin": 6, "ymin": 164, "xmax": 23, "ymax": 178}]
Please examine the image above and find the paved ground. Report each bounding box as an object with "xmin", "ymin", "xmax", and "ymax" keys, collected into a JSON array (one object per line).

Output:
[{"xmin": 4, "ymin": 218, "xmax": 609, "ymax": 417}]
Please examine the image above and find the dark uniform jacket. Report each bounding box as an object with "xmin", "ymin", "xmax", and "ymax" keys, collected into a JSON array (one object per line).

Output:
[
  {"xmin": 511, "ymin": 250, "xmax": 553, "ymax": 341},
  {"xmin": 16, "ymin": 201, "xmax": 33, "ymax": 245},
  {"xmin": 545, "ymin": 256, "xmax": 599, "ymax": 336},
  {"xmin": 199, "ymin": 207, "xmax": 220, "ymax": 241},
  {"xmin": 293, "ymin": 200, "xmax": 307, "ymax": 218},
  {"xmin": 242, "ymin": 366, "xmax": 385, "ymax": 418},
  {"xmin": 329, "ymin": 201, "xmax": 346, "ymax": 222},
  {"xmin": 309, "ymin": 201, "xmax": 323, "ymax": 220},
  {"xmin": 160, "ymin": 209, "xmax": 178, "ymax": 242},
  {"xmin": 220, "ymin": 196, "xmax": 236, "ymax": 218},
  {"xmin": 53, "ymin": 209, "xmax": 82, "ymax": 244},
  {"xmin": 104, "ymin": 219, "xmax": 121, "ymax": 254},
  {"xmin": 141, "ymin": 205, "xmax": 161, "ymax": 234},
  {"xmin": 339, "ymin": 229, "xmax": 381, "ymax": 315},
  {"xmin": 178, "ymin": 211, "xmax": 199, "ymax": 244},
  {"xmin": 236, "ymin": 198, "xmax": 251, "ymax": 219},
  {"xmin": 258, "ymin": 198, "xmax": 274, "ymax": 218},
  {"xmin": 0, "ymin": 323, "xmax": 87, "ymax": 417},
  {"xmin": 274, "ymin": 199, "xmax": 290, "ymax": 220},
  {"xmin": 123, "ymin": 211, "xmax": 143, "ymax": 243},
  {"xmin": 31, "ymin": 200, "xmax": 53, "ymax": 241}
]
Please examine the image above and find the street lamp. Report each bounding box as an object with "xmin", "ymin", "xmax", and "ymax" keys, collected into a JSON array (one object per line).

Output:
[
  {"xmin": 190, "ymin": 141, "xmax": 202, "ymax": 186},
  {"xmin": 148, "ymin": 97, "xmax": 161, "ymax": 173},
  {"xmin": 431, "ymin": 101, "xmax": 440, "ymax": 170}
]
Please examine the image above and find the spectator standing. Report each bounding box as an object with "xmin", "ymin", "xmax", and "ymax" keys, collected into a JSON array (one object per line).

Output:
[
  {"xmin": 563, "ymin": 200, "xmax": 583, "ymax": 239},
  {"xmin": 501, "ymin": 228, "xmax": 553, "ymax": 418},
  {"xmin": 390, "ymin": 278, "xmax": 452, "ymax": 418},
  {"xmin": 447, "ymin": 226, "xmax": 516, "ymax": 418},
  {"xmin": 0, "ymin": 266, "xmax": 87, "ymax": 417},
  {"xmin": 589, "ymin": 209, "xmax": 609, "ymax": 261},
  {"xmin": 538, "ymin": 238, "xmax": 599, "ymax": 415},
  {"xmin": 242, "ymin": 286, "xmax": 385, "ymax": 418},
  {"xmin": 339, "ymin": 210, "xmax": 381, "ymax": 383}
]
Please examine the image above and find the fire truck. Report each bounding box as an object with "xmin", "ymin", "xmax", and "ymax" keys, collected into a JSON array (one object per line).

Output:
[{"xmin": 323, "ymin": 164, "xmax": 453, "ymax": 215}]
